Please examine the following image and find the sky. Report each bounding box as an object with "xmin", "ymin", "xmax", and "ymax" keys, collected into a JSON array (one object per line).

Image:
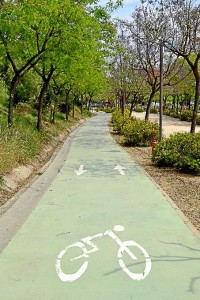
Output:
[
  {"xmin": 110, "ymin": 0, "xmax": 140, "ymax": 20},
  {"xmin": 99, "ymin": 0, "xmax": 140, "ymax": 20},
  {"xmin": 99, "ymin": 0, "xmax": 200, "ymax": 21}
]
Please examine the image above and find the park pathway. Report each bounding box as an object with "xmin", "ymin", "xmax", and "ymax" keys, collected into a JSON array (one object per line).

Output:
[
  {"xmin": 0, "ymin": 113, "xmax": 200, "ymax": 299},
  {"xmin": 131, "ymin": 111, "xmax": 200, "ymax": 137}
]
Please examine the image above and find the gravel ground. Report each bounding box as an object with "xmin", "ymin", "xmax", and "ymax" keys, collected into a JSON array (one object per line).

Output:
[{"xmin": 111, "ymin": 131, "xmax": 200, "ymax": 234}]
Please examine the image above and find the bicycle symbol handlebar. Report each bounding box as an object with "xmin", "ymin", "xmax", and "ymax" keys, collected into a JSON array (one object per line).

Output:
[{"xmin": 55, "ymin": 225, "xmax": 152, "ymax": 282}]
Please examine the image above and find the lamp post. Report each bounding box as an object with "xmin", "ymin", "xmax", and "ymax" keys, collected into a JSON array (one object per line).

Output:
[{"xmin": 159, "ymin": 40, "xmax": 164, "ymax": 141}]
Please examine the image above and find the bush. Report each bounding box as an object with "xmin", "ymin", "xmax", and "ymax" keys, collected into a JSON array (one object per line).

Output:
[
  {"xmin": 104, "ymin": 108, "xmax": 115, "ymax": 113},
  {"xmin": 111, "ymin": 108, "xmax": 131, "ymax": 133},
  {"xmin": 170, "ymin": 111, "xmax": 179, "ymax": 118},
  {"xmin": 16, "ymin": 102, "xmax": 33, "ymax": 113},
  {"xmin": 163, "ymin": 109, "xmax": 171, "ymax": 116},
  {"xmin": 150, "ymin": 107, "xmax": 158, "ymax": 114},
  {"xmin": 179, "ymin": 110, "xmax": 193, "ymax": 122},
  {"xmin": 152, "ymin": 132, "xmax": 200, "ymax": 173},
  {"xmin": 134, "ymin": 106, "xmax": 145, "ymax": 113},
  {"xmin": 122, "ymin": 118, "xmax": 159, "ymax": 146}
]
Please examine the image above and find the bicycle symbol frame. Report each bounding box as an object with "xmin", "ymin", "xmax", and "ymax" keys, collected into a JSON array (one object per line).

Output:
[{"xmin": 55, "ymin": 225, "xmax": 152, "ymax": 282}]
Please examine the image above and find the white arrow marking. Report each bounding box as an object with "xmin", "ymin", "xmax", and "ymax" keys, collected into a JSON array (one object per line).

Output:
[
  {"xmin": 74, "ymin": 165, "xmax": 87, "ymax": 176},
  {"xmin": 114, "ymin": 165, "xmax": 126, "ymax": 175}
]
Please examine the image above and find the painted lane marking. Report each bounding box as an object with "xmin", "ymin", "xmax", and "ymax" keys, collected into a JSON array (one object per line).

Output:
[
  {"xmin": 74, "ymin": 165, "xmax": 87, "ymax": 176},
  {"xmin": 114, "ymin": 164, "xmax": 126, "ymax": 175},
  {"xmin": 55, "ymin": 225, "xmax": 152, "ymax": 282}
]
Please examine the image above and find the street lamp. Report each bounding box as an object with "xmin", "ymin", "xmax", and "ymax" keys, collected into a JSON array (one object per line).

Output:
[
  {"xmin": 159, "ymin": 40, "xmax": 164, "ymax": 141},
  {"xmin": 159, "ymin": 40, "xmax": 175, "ymax": 141}
]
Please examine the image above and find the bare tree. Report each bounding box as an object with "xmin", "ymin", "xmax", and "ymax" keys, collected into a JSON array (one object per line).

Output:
[
  {"xmin": 124, "ymin": 1, "xmax": 181, "ymax": 120},
  {"xmin": 159, "ymin": 0, "xmax": 200, "ymax": 133}
]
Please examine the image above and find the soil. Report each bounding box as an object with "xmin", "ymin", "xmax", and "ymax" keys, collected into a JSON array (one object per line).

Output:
[
  {"xmin": 0, "ymin": 120, "xmax": 85, "ymax": 208},
  {"xmin": 111, "ymin": 131, "xmax": 200, "ymax": 234}
]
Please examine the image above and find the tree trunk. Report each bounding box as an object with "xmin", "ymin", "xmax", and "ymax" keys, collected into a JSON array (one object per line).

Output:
[
  {"xmin": 81, "ymin": 95, "xmax": 83, "ymax": 114},
  {"xmin": 121, "ymin": 91, "xmax": 125, "ymax": 116},
  {"xmin": 52, "ymin": 107, "xmax": 56, "ymax": 124},
  {"xmin": 129, "ymin": 94, "xmax": 137, "ymax": 116},
  {"xmin": 37, "ymin": 66, "xmax": 54, "ymax": 130},
  {"xmin": 190, "ymin": 75, "xmax": 200, "ymax": 133},
  {"xmin": 65, "ymin": 90, "xmax": 70, "ymax": 121},
  {"xmin": 172, "ymin": 96, "xmax": 175, "ymax": 110},
  {"xmin": 8, "ymin": 77, "xmax": 18, "ymax": 126},
  {"xmin": 72, "ymin": 96, "xmax": 75, "ymax": 118},
  {"xmin": 145, "ymin": 90, "xmax": 155, "ymax": 121},
  {"xmin": 37, "ymin": 84, "xmax": 47, "ymax": 130},
  {"xmin": 176, "ymin": 96, "xmax": 179, "ymax": 114},
  {"xmin": 50, "ymin": 102, "xmax": 56, "ymax": 124},
  {"xmin": 87, "ymin": 98, "xmax": 91, "ymax": 112}
]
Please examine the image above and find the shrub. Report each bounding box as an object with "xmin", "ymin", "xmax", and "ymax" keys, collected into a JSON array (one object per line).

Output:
[
  {"xmin": 152, "ymin": 132, "xmax": 200, "ymax": 173},
  {"xmin": 16, "ymin": 102, "xmax": 33, "ymax": 113},
  {"xmin": 104, "ymin": 108, "xmax": 115, "ymax": 113},
  {"xmin": 111, "ymin": 108, "xmax": 131, "ymax": 133},
  {"xmin": 163, "ymin": 109, "xmax": 171, "ymax": 116},
  {"xmin": 150, "ymin": 107, "xmax": 158, "ymax": 114},
  {"xmin": 179, "ymin": 110, "xmax": 193, "ymax": 122},
  {"xmin": 122, "ymin": 118, "xmax": 159, "ymax": 146},
  {"xmin": 134, "ymin": 106, "xmax": 145, "ymax": 113},
  {"xmin": 170, "ymin": 111, "xmax": 179, "ymax": 118}
]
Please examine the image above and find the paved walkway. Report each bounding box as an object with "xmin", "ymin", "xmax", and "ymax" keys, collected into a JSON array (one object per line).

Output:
[
  {"xmin": 132, "ymin": 111, "xmax": 200, "ymax": 137},
  {"xmin": 0, "ymin": 114, "xmax": 200, "ymax": 299}
]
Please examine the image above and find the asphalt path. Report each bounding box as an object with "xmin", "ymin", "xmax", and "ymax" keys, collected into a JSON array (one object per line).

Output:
[{"xmin": 0, "ymin": 113, "xmax": 200, "ymax": 299}]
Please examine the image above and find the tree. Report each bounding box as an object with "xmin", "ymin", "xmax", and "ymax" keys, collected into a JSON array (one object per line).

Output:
[
  {"xmin": 122, "ymin": 1, "xmax": 183, "ymax": 121},
  {"xmin": 139, "ymin": 0, "xmax": 200, "ymax": 132},
  {"xmin": 0, "ymin": 0, "xmax": 58, "ymax": 126},
  {"xmin": 161, "ymin": 0, "xmax": 200, "ymax": 132}
]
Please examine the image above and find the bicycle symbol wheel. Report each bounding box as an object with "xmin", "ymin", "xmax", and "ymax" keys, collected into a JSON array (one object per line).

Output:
[
  {"xmin": 55, "ymin": 242, "xmax": 89, "ymax": 282},
  {"xmin": 118, "ymin": 240, "xmax": 152, "ymax": 281}
]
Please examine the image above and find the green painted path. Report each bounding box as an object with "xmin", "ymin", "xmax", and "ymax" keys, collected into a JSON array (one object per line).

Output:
[{"xmin": 0, "ymin": 114, "xmax": 200, "ymax": 300}]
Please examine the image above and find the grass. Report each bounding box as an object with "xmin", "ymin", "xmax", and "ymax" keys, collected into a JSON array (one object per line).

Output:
[{"xmin": 0, "ymin": 105, "xmax": 91, "ymax": 175}]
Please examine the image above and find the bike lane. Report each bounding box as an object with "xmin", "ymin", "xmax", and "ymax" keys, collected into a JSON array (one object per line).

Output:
[{"xmin": 0, "ymin": 113, "xmax": 200, "ymax": 299}]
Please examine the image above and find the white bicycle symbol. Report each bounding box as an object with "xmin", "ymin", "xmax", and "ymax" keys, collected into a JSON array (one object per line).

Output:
[{"xmin": 55, "ymin": 225, "xmax": 152, "ymax": 282}]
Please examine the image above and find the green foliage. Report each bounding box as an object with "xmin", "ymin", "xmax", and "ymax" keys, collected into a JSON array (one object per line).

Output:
[
  {"xmin": 16, "ymin": 102, "xmax": 34, "ymax": 114},
  {"xmin": 122, "ymin": 118, "xmax": 159, "ymax": 146},
  {"xmin": 111, "ymin": 108, "xmax": 159, "ymax": 146},
  {"xmin": 0, "ymin": 103, "xmax": 91, "ymax": 175},
  {"xmin": 150, "ymin": 107, "xmax": 158, "ymax": 114},
  {"xmin": 163, "ymin": 109, "xmax": 171, "ymax": 116},
  {"xmin": 170, "ymin": 111, "xmax": 179, "ymax": 118},
  {"xmin": 82, "ymin": 109, "xmax": 93, "ymax": 117},
  {"xmin": 104, "ymin": 107, "xmax": 115, "ymax": 113},
  {"xmin": 179, "ymin": 110, "xmax": 193, "ymax": 122},
  {"xmin": 134, "ymin": 106, "xmax": 145, "ymax": 112},
  {"xmin": 111, "ymin": 108, "xmax": 131, "ymax": 133},
  {"xmin": 0, "ymin": 0, "xmax": 116, "ymax": 128},
  {"xmin": 152, "ymin": 132, "xmax": 200, "ymax": 173},
  {"xmin": 0, "ymin": 79, "xmax": 8, "ymax": 108},
  {"xmin": 0, "ymin": 116, "xmax": 42, "ymax": 174}
]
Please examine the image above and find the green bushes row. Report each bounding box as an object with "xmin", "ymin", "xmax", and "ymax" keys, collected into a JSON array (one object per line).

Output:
[
  {"xmin": 134, "ymin": 106, "xmax": 158, "ymax": 114},
  {"xmin": 163, "ymin": 109, "xmax": 200, "ymax": 124},
  {"xmin": 179, "ymin": 110, "xmax": 193, "ymax": 121},
  {"xmin": 111, "ymin": 108, "xmax": 131, "ymax": 133},
  {"xmin": 152, "ymin": 132, "xmax": 200, "ymax": 173},
  {"xmin": 134, "ymin": 106, "xmax": 145, "ymax": 112},
  {"xmin": 111, "ymin": 109, "xmax": 159, "ymax": 146},
  {"xmin": 150, "ymin": 107, "xmax": 158, "ymax": 114},
  {"xmin": 104, "ymin": 107, "xmax": 115, "ymax": 113}
]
